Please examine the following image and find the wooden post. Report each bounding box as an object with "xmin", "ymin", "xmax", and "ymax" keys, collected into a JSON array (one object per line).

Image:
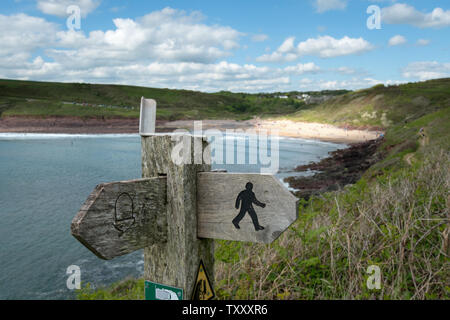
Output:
[
  {"xmin": 71, "ymin": 98, "xmax": 298, "ymax": 300},
  {"xmin": 141, "ymin": 134, "xmax": 214, "ymax": 300}
]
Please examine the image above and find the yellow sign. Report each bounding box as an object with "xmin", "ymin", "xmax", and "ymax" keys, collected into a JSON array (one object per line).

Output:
[{"xmin": 191, "ymin": 260, "xmax": 215, "ymax": 300}]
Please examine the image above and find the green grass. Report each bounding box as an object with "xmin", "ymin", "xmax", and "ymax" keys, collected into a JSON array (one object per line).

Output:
[
  {"xmin": 76, "ymin": 278, "xmax": 145, "ymax": 300},
  {"xmin": 76, "ymin": 112, "xmax": 450, "ymax": 301},
  {"xmin": 282, "ymin": 78, "xmax": 450, "ymax": 129},
  {"xmin": 0, "ymin": 79, "xmax": 313, "ymax": 120},
  {"xmin": 3, "ymin": 78, "xmax": 447, "ymax": 125},
  {"xmin": 1, "ymin": 98, "xmax": 140, "ymax": 119},
  {"xmin": 66, "ymin": 77, "xmax": 449, "ymax": 299},
  {"xmin": 213, "ymin": 104, "xmax": 450, "ymax": 300}
]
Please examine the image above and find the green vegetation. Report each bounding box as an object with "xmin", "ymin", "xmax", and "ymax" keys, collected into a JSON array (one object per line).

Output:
[
  {"xmin": 282, "ymin": 78, "xmax": 450, "ymax": 129},
  {"xmin": 212, "ymin": 83, "xmax": 449, "ymax": 299},
  {"xmin": 0, "ymin": 79, "xmax": 318, "ymax": 120},
  {"xmin": 215, "ymin": 150, "xmax": 449, "ymax": 299},
  {"xmin": 76, "ymin": 278, "xmax": 145, "ymax": 300},
  {"xmin": 59, "ymin": 78, "xmax": 449, "ymax": 300},
  {"xmin": 0, "ymin": 97, "xmax": 140, "ymax": 119}
]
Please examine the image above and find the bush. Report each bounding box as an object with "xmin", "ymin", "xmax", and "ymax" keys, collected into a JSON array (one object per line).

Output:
[
  {"xmin": 215, "ymin": 150, "xmax": 449, "ymax": 299},
  {"xmin": 76, "ymin": 277, "xmax": 145, "ymax": 300}
]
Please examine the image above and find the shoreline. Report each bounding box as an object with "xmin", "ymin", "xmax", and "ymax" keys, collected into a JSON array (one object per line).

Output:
[
  {"xmin": 0, "ymin": 116, "xmax": 386, "ymax": 202},
  {"xmin": 284, "ymin": 138, "xmax": 384, "ymax": 198},
  {"xmin": 0, "ymin": 116, "xmax": 382, "ymax": 144}
]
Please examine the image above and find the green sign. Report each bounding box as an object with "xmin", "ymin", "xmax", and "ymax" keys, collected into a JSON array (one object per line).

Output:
[{"xmin": 145, "ymin": 280, "xmax": 183, "ymax": 300}]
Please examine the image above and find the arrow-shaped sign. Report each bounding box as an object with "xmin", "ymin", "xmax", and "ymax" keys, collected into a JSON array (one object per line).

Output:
[
  {"xmin": 71, "ymin": 100, "xmax": 300, "ymax": 299},
  {"xmin": 72, "ymin": 173, "xmax": 298, "ymax": 259},
  {"xmin": 71, "ymin": 177, "xmax": 167, "ymax": 260},
  {"xmin": 197, "ymin": 172, "xmax": 299, "ymax": 243}
]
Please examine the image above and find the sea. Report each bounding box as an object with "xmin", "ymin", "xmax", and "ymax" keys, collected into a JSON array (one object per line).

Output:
[{"xmin": 0, "ymin": 133, "xmax": 346, "ymax": 299}]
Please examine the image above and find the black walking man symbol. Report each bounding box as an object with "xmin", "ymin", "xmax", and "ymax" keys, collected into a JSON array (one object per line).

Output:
[{"xmin": 232, "ymin": 182, "xmax": 266, "ymax": 231}]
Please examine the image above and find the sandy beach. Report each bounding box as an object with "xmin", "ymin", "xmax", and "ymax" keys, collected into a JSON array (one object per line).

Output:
[
  {"xmin": 253, "ymin": 119, "xmax": 381, "ymax": 143},
  {"xmin": 151, "ymin": 118, "xmax": 381, "ymax": 143},
  {"xmin": 0, "ymin": 116, "xmax": 382, "ymax": 143}
]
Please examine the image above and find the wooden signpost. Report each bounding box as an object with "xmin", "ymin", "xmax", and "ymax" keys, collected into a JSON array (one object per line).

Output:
[
  {"xmin": 197, "ymin": 172, "xmax": 298, "ymax": 243},
  {"xmin": 71, "ymin": 97, "xmax": 299, "ymax": 300},
  {"xmin": 71, "ymin": 177, "xmax": 167, "ymax": 260}
]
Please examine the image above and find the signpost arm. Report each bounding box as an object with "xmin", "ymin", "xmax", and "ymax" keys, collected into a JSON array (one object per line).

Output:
[
  {"xmin": 141, "ymin": 134, "xmax": 214, "ymax": 300},
  {"xmin": 71, "ymin": 98, "xmax": 298, "ymax": 300}
]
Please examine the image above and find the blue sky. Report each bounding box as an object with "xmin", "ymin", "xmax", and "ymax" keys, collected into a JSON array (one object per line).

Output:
[{"xmin": 0, "ymin": 0, "xmax": 449, "ymax": 92}]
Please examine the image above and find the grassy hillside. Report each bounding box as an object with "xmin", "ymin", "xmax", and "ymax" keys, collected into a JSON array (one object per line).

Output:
[
  {"xmin": 78, "ymin": 121, "xmax": 449, "ymax": 301},
  {"xmin": 212, "ymin": 80, "xmax": 449, "ymax": 299},
  {"xmin": 282, "ymin": 78, "xmax": 450, "ymax": 129},
  {"xmin": 1, "ymin": 78, "xmax": 447, "ymax": 126},
  {"xmin": 0, "ymin": 79, "xmax": 312, "ymax": 121},
  {"xmin": 72, "ymin": 78, "xmax": 449, "ymax": 300},
  {"xmin": 213, "ymin": 107, "xmax": 449, "ymax": 300}
]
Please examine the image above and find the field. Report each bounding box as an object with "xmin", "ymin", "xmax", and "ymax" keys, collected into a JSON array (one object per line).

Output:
[
  {"xmin": 282, "ymin": 78, "xmax": 450, "ymax": 129},
  {"xmin": 0, "ymin": 79, "xmax": 312, "ymax": 121}
]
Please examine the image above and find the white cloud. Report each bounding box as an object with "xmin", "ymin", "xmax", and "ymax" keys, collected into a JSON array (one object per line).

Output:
[
  {"xmin": 0, "ymin": 9, "xmax": 415, "ymax": 93},
  {"xmin": 0, "ymin": 13, "xmax": 57, "ymax": 67},
  {"xmin": 382, "ymin": 3, "xmax": 450, "ymax": 28},
  {"xmin": 52, "ymin": 7, "xmax": 242, "ymax": 66},
  {"xmin": 37, "ymin": 0, "xmax": 100, "ymax": 17},
  {"xmin": 0, "ymin": 10, "xmax": 324, "ymax": 92},
  {"xmin": 257, "ymin": 35, "xmax": 373, "ymax": 62},
  {"xmin": 299, "ymin": 77, "xmax": 403, "ymax": 90},
  {"xmin": 314, "ymin": 0, "xmax": 347, "ymax": 13},
  {"xmin": 0, "ymin": 54, "xmax": 322, "ymax": 92},
  {"xmin": 402, "ymin": 61, "xmax": 450, "ymax": 80},
  {"xmin": 297, "ymin": 36, "xmax": 373, "ymax": 58},
  {"xmin": 251, "ymin": 34, "xmax": 268, "ymax": 42},
  {"xmin": 416, "ymin": 39, "xmax": 430, "ymax": 46},
  {"xmin": 388, "ymin": 34, "xmax": 407, "ymax": 46},
  {"xmin": 335, "ymin": 66, "xmax": 360, "ymax": 75},
  {"xmin": 299, "ymin": 78, "xmax": 313, "ymax": 85},
  {"xmin": 278, "ymin": 37, "xmax": 296, "ymax": 53},
  {"xmin": 0, "ymin": 9, "xmax": 255, "ymax": 90},
  {"xmin": 283, "ymin": 63, "xmax": 321, "ymax": 75}
]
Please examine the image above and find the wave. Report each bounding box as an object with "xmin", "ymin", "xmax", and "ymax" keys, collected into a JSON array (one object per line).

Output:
[{"xmin": 0, "ymin": 133, "xmax": 140, "ymax": 140}]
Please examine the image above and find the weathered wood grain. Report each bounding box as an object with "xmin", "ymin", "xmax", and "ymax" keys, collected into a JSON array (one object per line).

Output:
[
  {"xmin": 197, "ymin": 172, "xmax": 299, "ymax": 243},
  {"xmin": 71, "ymin": 177, "xmax": 167, "ymax": 260},
  {"xmin": 142, "ymin": 134, "xmax": 214, "ymax": 300}
]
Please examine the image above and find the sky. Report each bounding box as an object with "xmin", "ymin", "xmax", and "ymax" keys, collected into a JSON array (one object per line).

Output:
[{"xmin": 0, "ymin": 0, "xmax": 449, "ymax": 92}]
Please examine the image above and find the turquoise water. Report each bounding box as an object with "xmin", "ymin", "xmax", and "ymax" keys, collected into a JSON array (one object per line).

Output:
[{"xmin": 0, "ymin": 133, "xmax": 345, "ymax": 299}]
